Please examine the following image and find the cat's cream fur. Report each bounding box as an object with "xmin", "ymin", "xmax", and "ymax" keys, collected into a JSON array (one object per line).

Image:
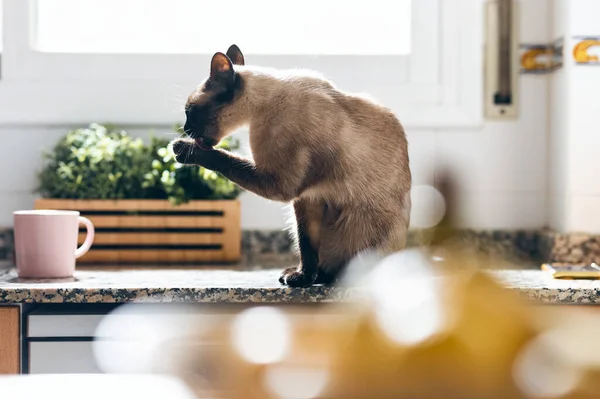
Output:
[{"xmin": 173, "ymin": 45, "xmax": 411, "ymax": 287}]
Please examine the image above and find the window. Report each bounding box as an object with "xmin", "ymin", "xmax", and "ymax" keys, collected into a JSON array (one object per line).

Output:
[
  {"xmin": 0, "ymin": 0, "xmax": 482, "ymax": 128},
  {"xmin": 36, "ymin": 0, "xmax": 411, "ymax": 55}
]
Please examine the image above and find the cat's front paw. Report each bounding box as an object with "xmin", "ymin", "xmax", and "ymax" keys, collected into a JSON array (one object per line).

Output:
[
  {"xmin": 171, "ymin": 138, "xmax": 197, "ymax": 164},
  {"xmin": 279, "ymin": 267, "xmax": 317, "ymax": 287},
  {"xmin": 278, "ymin": 267, "xmax": 297, "ymax": 285}
]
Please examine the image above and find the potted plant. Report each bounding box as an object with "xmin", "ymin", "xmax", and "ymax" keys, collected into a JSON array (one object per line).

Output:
[{"xmin": 35, "ymin": 123, "xmax": 242, "ymax": 263}]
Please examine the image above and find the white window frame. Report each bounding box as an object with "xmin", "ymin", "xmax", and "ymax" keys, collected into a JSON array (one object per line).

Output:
[{"xmin": 0, "ymin": 0, "xmax": 482, "ymax": 128}]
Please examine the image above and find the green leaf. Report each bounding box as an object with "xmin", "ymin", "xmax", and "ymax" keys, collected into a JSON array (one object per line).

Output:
[{"xmin": 36, "ymin": 122, "xmax": 243, "ymax": 201}]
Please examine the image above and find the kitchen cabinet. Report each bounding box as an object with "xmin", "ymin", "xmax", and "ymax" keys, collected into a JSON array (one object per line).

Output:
[{"xmin": 0, "ymin": 306, "xmax": 20, "ymax": 374}]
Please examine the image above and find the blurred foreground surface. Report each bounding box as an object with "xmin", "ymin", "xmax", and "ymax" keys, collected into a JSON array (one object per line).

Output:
[
  {"xmin": 0, "ymin": 374, "xmax": 198, "ymax": 399},
  {"xmin": 86, "ymin": 246, "xmax": 600, "ymax": 399},
  {"xmin": 7, "ymin": 179, "xmax": 600, "ymax": 399},
  {"xmin": 109, "ymin": 177, "xmax": 600, "ymax": 399}
]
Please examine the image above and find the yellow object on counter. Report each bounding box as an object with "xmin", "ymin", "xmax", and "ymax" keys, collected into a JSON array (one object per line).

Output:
[{"xmin": 541, "ymin": 263, "xmax": 600, "ymax": 279}]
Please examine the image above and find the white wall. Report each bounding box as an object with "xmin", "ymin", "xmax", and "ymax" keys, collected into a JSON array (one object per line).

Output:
[
  {"xmin": 0, "ymin": 0, "xmax": 552, "ymax": 231},
  {"xmin": 547, "ymin": 0, "xmax": 570, "ymax": 232},
  {"xmin": 433, "ymin": 86, "xmax": 548, "ymax": 229},
  {"xmin": 548, "ymin": 0, "xmax": 600, "ymax": 234},
  {"xmin": 0, "ymin": 82, "xmax": 549, "ymax": 231},
  {"xmin": 566, "ymin": 0, "xmax": 600, "ymax": 234}
]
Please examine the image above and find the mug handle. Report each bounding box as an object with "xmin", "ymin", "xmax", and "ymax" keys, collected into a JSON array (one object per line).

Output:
[{"xmin": 75, "ymin": 216, "xmax": 95, "ymax": 259}]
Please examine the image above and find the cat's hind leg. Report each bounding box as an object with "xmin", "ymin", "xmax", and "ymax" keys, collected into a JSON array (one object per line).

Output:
[
  {"xmin": 279, "ymin": 199, "xmax": 324, "ymax": 287},
  {"xmin": 316, "ymin": 204, "xmax": 398, "ymax": 285}
]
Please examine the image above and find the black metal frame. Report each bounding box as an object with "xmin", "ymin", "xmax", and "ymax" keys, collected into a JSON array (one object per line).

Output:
[{"xmin": 20, "ymin": 303, "xmax": 121, "ymax": 374}]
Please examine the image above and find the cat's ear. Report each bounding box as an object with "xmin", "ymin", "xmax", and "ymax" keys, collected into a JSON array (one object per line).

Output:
[
  {"xmin": 226, "ymin": 44, "xmax": 245, "ymax": 66},
  {"xmin": 210, "ymin": 52, "xmax": 235, "ymax": 87}
]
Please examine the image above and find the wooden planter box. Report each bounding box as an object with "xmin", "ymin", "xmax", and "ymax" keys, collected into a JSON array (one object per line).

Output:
[{"xmin": 34, "ymin": 199, "xmax": 241, "ymax": 264}]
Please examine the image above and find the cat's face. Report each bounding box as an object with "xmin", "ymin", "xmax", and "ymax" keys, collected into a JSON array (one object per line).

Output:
[{"xmin": 184, "ymin": 45, "xmax": 245, "ymax": 150}]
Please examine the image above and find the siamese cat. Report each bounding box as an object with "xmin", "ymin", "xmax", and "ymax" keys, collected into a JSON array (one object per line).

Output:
[{"xmin": 172, "ymin": 45, "xmax": 411, "ymax": 287}]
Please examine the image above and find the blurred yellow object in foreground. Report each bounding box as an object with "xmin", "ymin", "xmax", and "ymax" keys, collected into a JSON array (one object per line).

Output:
[
  {"xmin": 165, "ymin": 177, "xmax": 600, "ymax": 398},
  {"xmin": 170, "ymin": 247, "xmax": 600, "ymax": 399}
]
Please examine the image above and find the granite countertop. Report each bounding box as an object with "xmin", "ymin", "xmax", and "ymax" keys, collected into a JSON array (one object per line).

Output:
[
  {"xmin": 0, "ymin": 266, "xmax": 350, "ymax": 304},
  {"xmin": 1, "ymin": 265, "xmax": 600, "ymax": 305}
]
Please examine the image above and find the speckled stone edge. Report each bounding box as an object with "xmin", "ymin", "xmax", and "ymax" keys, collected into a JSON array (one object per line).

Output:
[
  {"xmin": 513, "ymin": 287, "xmax": 600, "ymax": 304},
  {"xmin": 0, "ymin": 287, "xmax": 370, "ymax": 304},
  {"xmin": 240, "ymin": 229, "xmax": 600, "ymax": 265},
  {"xmin": 540, "ymin": 231, "xmax": 600, "ymax": 264},
  {"xmin": 1, "ymin": 267, "xmax": 597, "ymax": 305},
  {"xmin": 1, "ymin": 227, "xmax": 597, "ymax": 265},
  {"xmin": 242, "ymin": 230, "xmax": 294, "ymax": 255},
  {"xmin": 0, "ymin": 285, "xmax": 595, "ymax": 305}
]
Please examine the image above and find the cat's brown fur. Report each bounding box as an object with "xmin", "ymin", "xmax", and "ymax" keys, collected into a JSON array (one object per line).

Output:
[{"xmin": 173, "ymin": 45, "xmax": 411, "ymax": 287}]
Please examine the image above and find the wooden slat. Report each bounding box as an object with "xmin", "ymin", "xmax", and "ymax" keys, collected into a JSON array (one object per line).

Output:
[
  {"xmin": 0, "ymin": 307, "xmax": 20, "ymax": 374},
  {"xmin": 220, "ymin": 201, "xmax": 242, "ymax": 262},
  {"xmin": 79, "ymin": 249, "xmax": 225, "ymax": 263},
  {"xmin": 36, "ymin": 199, "xmax": 238, "ymax": 212},
  {"xmin": 35, "ymin": 199, "xmax": 241, "ymax": 263},
  {"xmin": 86, "ymin": 215, "xmax": 226, "ymax": 228},
  {"xmin": 78, "ymin": 232, "xmax": 224, "ymax": 245}
]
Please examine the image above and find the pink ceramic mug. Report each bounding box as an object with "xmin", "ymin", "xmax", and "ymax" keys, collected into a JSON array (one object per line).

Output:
[{"xmin": 14, "ymin": 210, "xmax": 95, "ymax": 278}]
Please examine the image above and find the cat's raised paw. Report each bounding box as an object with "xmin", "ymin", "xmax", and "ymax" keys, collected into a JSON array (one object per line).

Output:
[
  {"xmin": 279, "ymin": 267, "xmax": 316, "ymax": 287},
  {"xmin": 171, "ymin": 139, "xmax": 196, "ymax": 164}
]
